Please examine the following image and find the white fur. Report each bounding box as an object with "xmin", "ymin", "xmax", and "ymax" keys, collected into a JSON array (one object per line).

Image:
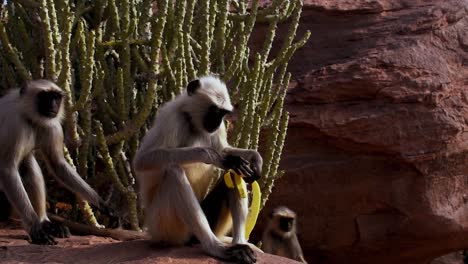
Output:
[
  {"xmin": 0, "ymin": 80, "xmax": 100, "ymax": 240},
  {"xmin": 134, "ymin": 75, "xmax": 262, "ymax": 262},
  {"xmin": 197, "ymin": 76, "xmax": 233, "ymax": 112},
  {"xmin": 261, "ymin": 207, "xmax": 307, "ymax": 263},
  {"xmin": 19, "ymin": 80, "xmax": 65, "ymax": 127}
]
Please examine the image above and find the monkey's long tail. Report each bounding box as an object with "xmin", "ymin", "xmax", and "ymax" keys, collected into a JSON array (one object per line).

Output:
[{"xmin": 48, "ymin": 214, "xmax": 149, "ymax": 241}]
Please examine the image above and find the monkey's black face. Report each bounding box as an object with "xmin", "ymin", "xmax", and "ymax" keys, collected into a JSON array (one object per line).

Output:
[
  {"xmin": 37, "ymin": 91, "xmax": 63, "ymax": 118},
  {"xmin": 203, "ymin": 104, "xmax": 231, "ymax": 133},
  {"xmin": 279, "ymin": 216, "xmax": 294, "ymax": 232}
]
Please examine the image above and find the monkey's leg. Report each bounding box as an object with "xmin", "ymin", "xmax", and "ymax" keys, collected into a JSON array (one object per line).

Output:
[
  {"xmin": 20, "ymin": 156, "xmax": 47, "ymax": 222},
  {"xmin": 201, "ymin": 182, "xmax": 250, "ymax": 243},
  {"xmin": 298, "ymin": 254, "xmax": 308, "ymax": 264},
  {"xmin": 0, "ymin": 167, "xmax": 55, "ymax": 245},
  {"xmin": 155, "ymin": 166, "xmax": 255, "ymax": 264},
  {"xmin": 201, "ymin": 181, "xmax": 256, "ymax": 264},
  {"xmin": 201, "ymin": 180, "xmax": 231, "ymax": 237},
  {"xmin": 155, "ymin": 166, "xmax": 225, "ymax": 252},
  {"xmin": 21, "ymin": 155, "xmax": 70, "ymax": 239},
  {"xmin": 228, "ymin": 186, "xmax": 249, "ymax": 244}
]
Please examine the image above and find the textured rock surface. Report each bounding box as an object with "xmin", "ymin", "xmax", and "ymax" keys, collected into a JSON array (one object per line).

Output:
[
  {"xmin": 431, "ymin": 252, "xmax": 464, "ymax": 264},
  {"xmin": 250, "ymin": 0, "xmax": 468, "ymax": 263},
  {"xmin": 0, "ymin": 226, "xmax": 299, "ymax": 264}
]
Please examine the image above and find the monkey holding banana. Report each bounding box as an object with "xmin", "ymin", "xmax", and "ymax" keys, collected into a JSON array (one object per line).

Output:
[
  {"xmin": 0, "ymin": 80, "xmax": 102, "ymax": 245},
  {"xmin": 262, "ymin": 206, "xmax": 307, "ymax": 263},
  {"xmin": 133, "ymin": 76, "xmax": 263, "ymax": 264}
]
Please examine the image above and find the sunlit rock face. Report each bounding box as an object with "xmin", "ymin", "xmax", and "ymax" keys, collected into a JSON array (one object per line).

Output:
[{"xmin": 251, "ymin": 1, "xmax": 468, "ymax": 263}]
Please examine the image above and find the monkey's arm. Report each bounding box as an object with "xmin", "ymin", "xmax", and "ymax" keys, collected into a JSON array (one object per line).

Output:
[
  {"xmin": 133, "ymin": 147, "xmax": 223, "ymax": 172},
  {"xmin": 0, "ymin": 166, "xmax": 39, "ymax": 227},
  {"xmin": 290, "ymin": 235, "xmax": 307, "ymax": 264},
  {"xmin": 0, "ymin": 166, "xmax": 57, "ymax": 244},
  {"xmin": 41, "ymin": 130, "xmax": 101, "ymax": 207},
  {"xmin": 222, "ymin": 147, "xmax": 263, "ymax": 182},
  {"xmin": 260, "ymin": 233, "xmax": 275, "ymax": 253},
  {"xmin": 50, "ymin": 158, "xmax": 101, "ymax": 206},
  {"xmin": 214, "ymin": 123, "xmax": 263, "ymax": 178}
]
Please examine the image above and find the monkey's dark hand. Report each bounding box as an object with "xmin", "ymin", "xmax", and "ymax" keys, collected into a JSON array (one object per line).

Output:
[
  {"xmin": 29, "ymin": 221, "xmax": 57, "ymax": 245},
  {"xmin": 98, "ymin": 199, "xmax": 116, "ymax": 217},
  {"xmin": 222, "ymin": 155, "xmax": 256, "ymax": 181},
  {"xmin": 226, "ymin": 244, "xmax": 256, "ymax": 264},
  {"xmin": 97, "ymin": 199, "xmax": 120, "ymax": 228},
  {"xmin": 42, "ymin": 220, "xmax": 71, "ymax": 238},
  {"xmin": 203, "ymin": 148, "xmax": 259, "ymax": 183},
  {"xmin": 245, "ymin": 151, "xmax": 263, "ymax": 184}
]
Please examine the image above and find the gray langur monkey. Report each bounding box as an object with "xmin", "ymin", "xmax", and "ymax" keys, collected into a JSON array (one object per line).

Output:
[
  {"xmin": 261, "ymin": 206, "xmax": 307, "ymax": 263},
  {"xmin": 133, "ymin": 76, "xmax": 263, "ymax": 264},
  {"xmin": 0, "ymin": 80, "xmax": 102, "ymax": 245}
]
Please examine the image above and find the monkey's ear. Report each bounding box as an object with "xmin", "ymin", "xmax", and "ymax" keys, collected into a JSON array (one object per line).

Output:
[{"xmin": 187, "ymin": 79, "xmax": 200, "ymax": 96}]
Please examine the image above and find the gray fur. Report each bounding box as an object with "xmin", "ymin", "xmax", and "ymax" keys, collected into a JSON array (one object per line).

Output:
[
  {"xmin": 134, "ymin": 76, "xmax": 262, "ymax": 263},
  {"xmin": 0, "ymin": 80, "xmax": 100, "ymax": 244},
  {"xmin": 261, "ymin": 206, "xmax": 307, "ymax": 263}
]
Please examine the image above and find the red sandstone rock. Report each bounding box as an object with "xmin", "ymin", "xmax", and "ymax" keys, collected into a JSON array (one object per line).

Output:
[
  {"xmin": 0, "ymin": 226, "xmax": 299, "ymax": 264},
  {"xmin": 251, "ymin": 0, "xmax": 468, "ymax": 263},
  {"xmin": 431, "ymin": 252, "xmax": 464, "ymax": 264}
]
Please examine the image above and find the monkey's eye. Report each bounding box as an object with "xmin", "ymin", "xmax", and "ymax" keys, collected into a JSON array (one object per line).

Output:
[
  {"xmin": 51, "ymin": 91, "xmax": 64, "ymax": 99},
  {"xmin": 220, "ymin": 109, "xmax": 231, "ymax": 116},
  {"xmin": 208, "ymin": 105, "xmax": 231, "ymax": 118},
  {"xmin": 279, "ymin": 217, "xmax": 294, "ymax": 232},
  {"xmin": 208, "ymin": 105, "xmax": 218, "ymax": 112}
]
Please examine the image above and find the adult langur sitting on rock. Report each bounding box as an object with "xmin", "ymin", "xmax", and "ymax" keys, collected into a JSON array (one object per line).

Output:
[{"xmin": 133, "ymin": 76, "xmax": 263, "ymax": 264}]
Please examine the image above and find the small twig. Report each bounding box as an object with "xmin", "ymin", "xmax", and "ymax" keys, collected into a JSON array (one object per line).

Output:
[{"xmin": 48, "ymin": 214, "xmax": 148, "ymax": 241}]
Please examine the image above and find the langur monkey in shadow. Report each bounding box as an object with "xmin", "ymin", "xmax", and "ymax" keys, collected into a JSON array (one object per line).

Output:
[
  {"xmin": 0, "ymin": 80, "xmax": 102, "ymax": 245},
  {"xmin": 133, "ymin": 76, "xmax": 263, "ymax": 264},
  {"xmin": 262, "ymin": 206, "xmax": 307, "ymax": 263}
]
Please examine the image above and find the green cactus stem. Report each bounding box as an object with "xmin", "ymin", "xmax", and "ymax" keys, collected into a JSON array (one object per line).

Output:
[{"xmin": 0, "ymin": 0, "xmax": 309, "ymax": 229}]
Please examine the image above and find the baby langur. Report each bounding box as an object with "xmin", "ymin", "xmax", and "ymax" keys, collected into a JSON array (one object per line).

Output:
[
  {"xmin": 262, "ymin": 206, "xmax": 307, "ymax": 263},
  {"xmin": 133, "ymin": 76, "xmax": 263, "ymax": 264},
  {"xmin": 0, "ymin": 80, "xmax": 102, "ymax": 245}
]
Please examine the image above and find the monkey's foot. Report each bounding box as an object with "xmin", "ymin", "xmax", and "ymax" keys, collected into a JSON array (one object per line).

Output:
[
  {"xmin": 29, "ymin": 222, "xmax": 57, "ymax": 245},
  {"xmin": 43, "ymin": 220, "xmax": 71, "ymax": 238},
  {"xmin": 226, "ymin": 244, "xmax": 256, "ymax": 264}
]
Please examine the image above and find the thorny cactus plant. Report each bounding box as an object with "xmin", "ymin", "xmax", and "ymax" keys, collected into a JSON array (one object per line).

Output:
[{"xmin": 0, "ymin": 0, "xmax": 309, "ymax": 230}]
